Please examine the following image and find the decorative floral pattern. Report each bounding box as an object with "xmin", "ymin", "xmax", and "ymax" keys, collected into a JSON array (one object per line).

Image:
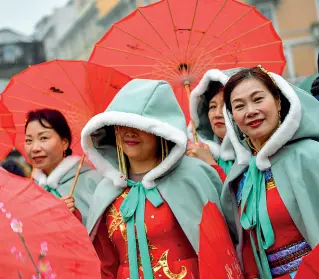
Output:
[
  {"xmin": 0, "ymin": 201, "xmax": 56, "ymax": 278},
  {"xmin": 11, "ymin": 218, "xmax": 23, "ymax": 233}
]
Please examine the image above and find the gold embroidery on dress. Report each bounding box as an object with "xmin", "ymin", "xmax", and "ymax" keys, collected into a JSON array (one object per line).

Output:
[
  {"xmin": 266, "ymin": 178, "xmax": 276, "ymax": 191},
  {"xmin": 106, "ymin": 204, "xmax": 127, "ymax": 241},
  {"xmin": 152, "ymin": 250, "xmax": 187, "ymax": 279},
  {"xmin": 107, "ymin": 200, "xmax": 188, "ymax": 278}
]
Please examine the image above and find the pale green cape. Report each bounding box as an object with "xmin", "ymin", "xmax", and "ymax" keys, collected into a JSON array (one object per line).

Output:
[
  {"xmin": 81, "ymin": 79, "xmax": 223, "ymax": 252},
  {"xmin": 220, "ymin": 71, "xmax": 319, "ymax": 273},
  {"xmin": 32, "ymin": 156, "xmax": 102, "ymax": 226},
  {"xmin": 189, "ymin": 69, "xmax": 242, "ymax": 173}
]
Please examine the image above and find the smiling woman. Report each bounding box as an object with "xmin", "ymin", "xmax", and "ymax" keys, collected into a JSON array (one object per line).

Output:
[
  {"xmin": 221, "ymin": 66, "xmax": 319, "ymax": 279},
  {"xmin": 24, "ymin": 109, "xmax": 103, "ymax": 226}
]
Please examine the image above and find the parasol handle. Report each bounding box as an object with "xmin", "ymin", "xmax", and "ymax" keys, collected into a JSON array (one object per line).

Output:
[
  {"xmin": 184, "ymin": 83, "xmax": 199, "ymax": 144},
  {"xmin": 69, "ymin": 153, "xmax": 86, "ymax": 196}
]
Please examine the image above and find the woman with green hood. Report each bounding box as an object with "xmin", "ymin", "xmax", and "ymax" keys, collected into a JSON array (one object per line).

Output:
[
  {"xmin": 221, "ymin": 66, "xmax": 319, "ymax": 279},
  {"xmin": 81, "ymin": 79, "xmax": 223, "ymax": 279},
  {"xmin": 187, "ymin": 69, "xmax": 236, "ymax": 176}
]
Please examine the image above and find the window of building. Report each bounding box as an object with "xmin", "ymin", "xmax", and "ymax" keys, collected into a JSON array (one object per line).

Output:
[{"xmin": 255, "ymin": 2, "xmax": 279, "ymax": 31}]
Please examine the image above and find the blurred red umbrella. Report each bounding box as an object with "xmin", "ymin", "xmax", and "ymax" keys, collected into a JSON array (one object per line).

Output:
[
  {"xmin": 2, "ymin": 60, "xmax": 131, "ymax": 157},
  {"xmin": 199, "ymin": 202, "xmax": 244, "ymax": 279},
  {"xmin": 89, "ymin": 0, "xmax": 285, "ymax": 123},
  {"xmin": 0, "ymin": 167, "xmax": 101, "ymax": 278},
  {"xmin": 0, "ymin": 99, "xmax": 16, "ymax": 160}
]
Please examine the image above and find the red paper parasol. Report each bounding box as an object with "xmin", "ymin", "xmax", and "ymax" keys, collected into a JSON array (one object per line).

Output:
[
  {"xmin": 199, "ymin": 201, "xmax": 244, "ymax": 279},
  {"xmin": 0, "ymin": 168, "xmax": 100, "ymax": 278},
  {"xmin": 2, "ymin": 60, "xmax": 131, "ymax": 157},
  {"xmin": 89, "ymin": 0, "xmax": 285, "ymax": 123},
  {"xmin": 0, "ymin": 99, "xmax": 16, "ymax": 160}
]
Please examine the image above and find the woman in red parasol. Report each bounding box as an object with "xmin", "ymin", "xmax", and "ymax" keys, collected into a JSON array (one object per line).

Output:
[
  {"xmin": 25, "ymin": 108, "xmax": 103, "ymax": 225},
  {"xmin": 221, "ymin": 66, "xmax": 319, "ymax": 279}
]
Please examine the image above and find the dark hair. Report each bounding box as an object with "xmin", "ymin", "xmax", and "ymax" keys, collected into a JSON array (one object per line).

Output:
[
  {"xmin": 224, "ymin": 67, "xmax": 290, "ymax": 121},
  {"xmin": 25, "ymin": 109, "xmax": 72, "ymax": 156},
  {"xmin": 204, "ymin": 81, "xmax": 224, "ymax": 104},
  {"xmin": 2, "ymin": 159, "xmax": 26, "ymax": 177}
]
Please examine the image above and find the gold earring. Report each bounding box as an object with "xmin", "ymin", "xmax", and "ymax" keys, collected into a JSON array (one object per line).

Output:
[{"xmin": 115, "ymin": 127, "xmax": 127, "ymax": 177}]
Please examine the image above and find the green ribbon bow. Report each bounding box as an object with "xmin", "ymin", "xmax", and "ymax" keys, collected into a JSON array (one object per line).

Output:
[
  {"xmin": 44, "ymin": 185, "xmax": 61, "ymax": 198},
  {"xmin": 217, "ymin": 158, "xmax": 233, "ymax": 175},
  {"xmin": 240, "ymin": 156, "xmax": 275, "ymax": 279},
  {"xmin": 120, "ymin": 180, "xmax": 164, "ymax": 279}
]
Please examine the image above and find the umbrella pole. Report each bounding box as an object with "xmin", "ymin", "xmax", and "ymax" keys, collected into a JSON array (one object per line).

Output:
[
  {"xmin": 184, "ymin": 82, "xmax": 199, "ymax": 144},
  {"xmin": 69, "ymin": 153, "xmax": 86, "ymax": 196}
]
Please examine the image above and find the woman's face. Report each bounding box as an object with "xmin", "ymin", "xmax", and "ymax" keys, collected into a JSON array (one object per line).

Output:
[
  {"xmin": 116, "ymin": 126, "xmax": 158, "ymax": 162},
  {"xmin": 230, "ymin": 78, "xmax": 281, "ymax": 149},
  {"xmin": 208, "ymin": 90, "xmax": 226, "ymax": 139},
  {"xmin": 25, "ymin": 120, "xmax": 69, "ymax": 175}
]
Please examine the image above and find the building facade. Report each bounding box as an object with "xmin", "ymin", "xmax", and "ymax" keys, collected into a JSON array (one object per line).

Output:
[
  {"xmin": 242, "ymin": 0, "xmax": 319, "ymax": 83},
  {"xmin": 56, "ymin": 0, "xmax": 156, "ymax": 60}
]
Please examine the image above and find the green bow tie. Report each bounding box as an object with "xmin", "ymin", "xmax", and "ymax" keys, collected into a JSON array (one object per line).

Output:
[
  {"xmin": 120, "ymin": 180, "xmax": 163, "ymax": 279},
  {"xmin": 240, "ymin": 156, "xmax": 275, "ymax": 279},
  {"xmin": 217, "ymin": 158, "xmax": 233, "ymax": 175},
  {"xmin": 44, "ymin": 185, "xmax": 61, "ymax": 198}
]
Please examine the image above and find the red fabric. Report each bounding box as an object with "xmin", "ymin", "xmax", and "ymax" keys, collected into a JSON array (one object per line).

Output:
[
  {"xmin": 0, "ymin": 169, "xmax": 100, "ymax": 278},
  {"xmin": 242, "ymin": 188, "xmax": 304, "ymax": 279},
  {"xmin": 73, "ymin": 208, "xmax": 82, "ymax": 222},
  {"xmin": 2, "ymin": 60, "xmax": 131, "ymax": 157},
  {"xmin": 94, "ymin": 215, "xmax": 119, "ymax": 279},
  {"xmin": 295, "ymin": 244, "xmax": 319, "ymax": 279},
  {"xmin": 199, "ymin": 202, "xmax": 244, "ymax": 279},
  {"xmin": 89, "ymin": 0, "xmax": 285, "ymax": 123},
  {"xmin": 97, "ymin": 189, "xmax": 199, "ymax": 279},
  {"xmin": 211, "ymin": 165, "xmax": 226, "ymax": 183}
]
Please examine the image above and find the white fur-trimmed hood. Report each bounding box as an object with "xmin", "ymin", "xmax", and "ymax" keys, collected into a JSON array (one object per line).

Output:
[
  {"xmin": 224, "ymin": 72, "xmax": 303, "ymax": 170},
  {"xmin": 32, "ymin": 155, "xmax": 81, "ymax": 189},
  {"xmin": 188, "ymin": 69, "xmax": 236, "ymax": 161},
  {"xmin": 81, "ymin": 79, "xmax": 188, "ymax": 190}
]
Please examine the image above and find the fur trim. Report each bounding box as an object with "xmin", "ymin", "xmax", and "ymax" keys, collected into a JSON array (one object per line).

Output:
[
  {"xmin": 220, "ymin": 135, "xmax": 236, "ymax": 161},
  {"xmin": 81, "ymin": 111, "xmax": 187, "ymax": 189},
  {"xmin": 223, "ymin": 73, "xmax": 302, "ymax": 170},
  {"xmin": 256, "ymin": 73, "xmax": 302, "ymax": 170},
  {"xmin": 223, "ymin": 105, "xmax": 251, "ymax": 166},
  {"xmin": 190, "ymin": 69, "xmax": 229, "ymax": 127},
  {"xmin": 32, "ymin": 156, "xmax": 81, "ymax": 188}
]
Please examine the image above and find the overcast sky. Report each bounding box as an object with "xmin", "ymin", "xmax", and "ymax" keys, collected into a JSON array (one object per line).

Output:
[{"xmin": 0, "ymin": 0, "xmax": 69, "ymax": 36}]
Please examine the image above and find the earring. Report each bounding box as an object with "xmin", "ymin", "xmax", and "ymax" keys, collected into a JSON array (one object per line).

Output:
[
  {"xmin": 115, "ymin": 127, "xmax": 127, "ymax": 178},
  {"xmin": 63, "ymin": 150, "xmax": 66, "ymax": 158}
]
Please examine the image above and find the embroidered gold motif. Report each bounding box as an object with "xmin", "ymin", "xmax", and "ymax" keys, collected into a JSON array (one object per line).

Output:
[
  {"xmin": 266, "ymin": 180, "xmax": 276, "ymax": 191},
  {"xmin": 106, "ymin": 205, "xmax": 127, "ymax": 241},
  {"xmin": 152, "ymin": 250, "xmax": 187, "ymax": 279}
]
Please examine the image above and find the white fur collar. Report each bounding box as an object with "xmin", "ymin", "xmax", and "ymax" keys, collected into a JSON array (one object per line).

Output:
[
  {"xmin": 188, "ymin": 69, "xmax": 235, "ymax": 161},
  {"xmin": 224, "ymin": 72, "xmax": 302, "ymax": 170},
  {"xmin": 32, "ymin": 156, "xmax": 81, "ymax": 189},
  {"xmin": 81, "ymin": 111, "xmax": 187, "ymax": 190}
]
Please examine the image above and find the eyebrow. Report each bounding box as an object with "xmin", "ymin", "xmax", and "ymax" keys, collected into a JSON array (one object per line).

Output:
[
  {"xmin": 231, "ymin": 90, "xmax": 264, "ymax": 104},
  {"xmin": 25, "ymin": 131, "xmax": 51, "ymax": 137}
]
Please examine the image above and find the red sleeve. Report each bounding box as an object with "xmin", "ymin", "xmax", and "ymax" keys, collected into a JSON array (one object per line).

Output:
[
  {"xmin": 211, "ymin": 165, "xmax": 226, "ymax": 183},
  {"xmin": 93, "ymin": 216, "xmax": 119, "ymax": 279},
  {"xmin": 73, "ymin": 208, "xmax": 82, "ymax": 222}
]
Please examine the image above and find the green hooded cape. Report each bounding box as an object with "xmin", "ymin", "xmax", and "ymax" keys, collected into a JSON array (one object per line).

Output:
[
  {"xmin": 32, "ymin": 155, "xmax": 102, "ymax": 226},
  {"xmin": 81, "ymin": 79, "xmax": 223, "ymax": 254},
  {"xmin": 220, "ymin": 71, "xmax": 319, "ymax": 277},
  {"xmin": 188, "ymin": 69, "xmax": 242, "ymax": 174}
]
